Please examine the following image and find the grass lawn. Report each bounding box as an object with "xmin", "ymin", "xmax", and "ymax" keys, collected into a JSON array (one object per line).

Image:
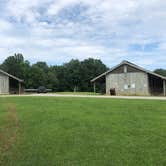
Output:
[
  {"xmin": 55, "ymin": 92, "xmax": 100, "ymax": 95},
  {"xmin": 0, "ymin": 97, "xmax": 166, "ymax": 166}
]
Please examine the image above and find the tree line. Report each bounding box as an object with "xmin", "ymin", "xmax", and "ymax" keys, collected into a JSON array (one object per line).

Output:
[
  {"xmin": 0, "ymin": 53, "xmax": 166, "ymax": 92},
  {"xmin": 0, "ymin": 54, "xmax": 108, "ymax": 92},
  {"xmin": 154, "ymin": 69, "xmax": 166, "ymax": 77}
]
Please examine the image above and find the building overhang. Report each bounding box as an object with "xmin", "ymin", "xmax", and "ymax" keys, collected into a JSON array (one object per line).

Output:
[
  {"xmin": 0, "ymin": 69, "xmax": 24, "ymax": 83},
  {"xmin": 91, "ymin": 60, "xmax": 166, "ymax": 82}
]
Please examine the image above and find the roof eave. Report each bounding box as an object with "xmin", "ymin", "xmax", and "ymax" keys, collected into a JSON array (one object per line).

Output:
[
  {"xmin": 91, "ymin": 60, "xmax": 166, "ymax": 82},
  {"xmin": 0, "ymin": 69, "xmax": 24, "ymax": 82},
  {"xmin": 91, "ymin": 73, "xmax": 107, "ymax": 82}
]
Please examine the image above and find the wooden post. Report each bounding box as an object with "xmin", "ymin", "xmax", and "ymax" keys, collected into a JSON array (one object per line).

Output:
[
  {"xmin": 163, "ymin": 80, "xmax": 166, "ymax": 96},
  {"xmin": 93, "ymin": 82, "xmax": 96, "ymax": 93},
  {"xmin": 124, "ymin": 65, "xmax": 127, "ymax": 73},
  {"xmin": 19, "ymin": 82, "xmax": 21, "ymax": 95}
]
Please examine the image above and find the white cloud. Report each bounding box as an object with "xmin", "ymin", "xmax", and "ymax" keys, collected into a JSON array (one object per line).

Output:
[
  {"xmin": 0, "ymin": 0, "xmax": 165, "ymax": 69},
  {"xmin": 0, "ymin": 19, "xmax": 13, "ymax": 31},
  {"xmin": 47, "ymin": 0, "xmax": 76, "ymax": 16}
]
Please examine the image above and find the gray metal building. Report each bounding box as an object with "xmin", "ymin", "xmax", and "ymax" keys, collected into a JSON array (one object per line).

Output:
[
  {"xmin": 91, "ymin": 61, "xmax": 166, "ymax": 96},
  {"xmin": 0, "ymin": 69, "xmax": 23, "ymax": 94}
]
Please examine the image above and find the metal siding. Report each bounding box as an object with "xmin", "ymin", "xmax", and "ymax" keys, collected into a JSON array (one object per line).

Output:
[
  {"xmin": 106, "ymin": 72, "xmax": 149, "ymax": 95},
  {"xmin": 0, "ymin": 73, "xmax": 9, "ymax": 94}
]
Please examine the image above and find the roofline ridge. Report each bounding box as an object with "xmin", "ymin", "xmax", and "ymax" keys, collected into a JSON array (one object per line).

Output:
[
  {"xmin": 0, "ymin": 69, "xmax": 23, "ymax": 82},
  {"xmin": 91, "ymin": 60, "xmax": 166, "ymax": 82}
]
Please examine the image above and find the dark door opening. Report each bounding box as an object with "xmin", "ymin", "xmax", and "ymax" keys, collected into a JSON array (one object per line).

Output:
[
  {"xmin": 9, "ymin": 78, "xmax": 24, "ymax": 94},
  {"xmin": 110, "ymin": 88, "xmax": 116, "ymax": 95},
  {"xmin": 148, "ymin": 74, "xmax": 163, "ymax": 96}
]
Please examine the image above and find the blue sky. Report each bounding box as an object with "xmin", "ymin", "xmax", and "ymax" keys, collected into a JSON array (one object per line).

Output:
[{"xmin": 0, "ymin": 0, "xmax": 166, "ymax": 70}]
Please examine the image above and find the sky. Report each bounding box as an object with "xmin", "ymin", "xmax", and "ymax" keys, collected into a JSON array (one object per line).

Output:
[{"xmin": 0, "ymin": 0, "xmax": 166, "ymax": 70}]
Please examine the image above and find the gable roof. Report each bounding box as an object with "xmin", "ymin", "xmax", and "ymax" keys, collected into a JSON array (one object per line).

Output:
[
  {"xmin": 0, "ymin": 69, "xmax": 23, "ymax": 82},
  {"xmin": 91, "ymin": 60, "xmax": 166, "ymax": 82}
]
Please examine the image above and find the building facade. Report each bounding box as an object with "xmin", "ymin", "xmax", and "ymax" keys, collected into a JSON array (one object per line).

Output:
[
  {"xmin": 91, "ymin": 61, "xmax": 166, "ymax": 96},
  {"xmin": 0, "ymin": 72, "xmax": 9, "ymax": 94},
  {"xmin": 0, "ymin": 69, "xmax": 23, "ymax": 94}
]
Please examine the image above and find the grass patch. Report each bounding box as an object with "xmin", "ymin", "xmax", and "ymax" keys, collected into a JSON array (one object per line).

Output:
[
  {"xmin": 55, "ymin": 92, "xmax": 100, "ymax": 95},
  {"xmin": 0, "ymin": 102, "xmax": 20, "ymax": 164},
  {"xmin": 0, "ymin": 97, "xmax": 166, "ymax": 165}
]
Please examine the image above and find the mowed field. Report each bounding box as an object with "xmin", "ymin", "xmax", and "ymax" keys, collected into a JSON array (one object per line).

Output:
[{"xmin": 0, "ymin": 97, "xmax": 166, "ymax": 166}]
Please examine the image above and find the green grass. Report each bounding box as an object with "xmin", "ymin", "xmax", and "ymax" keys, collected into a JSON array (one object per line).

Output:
[
  {"xmin": 55, "ymin": 92, "xmax": 100, "ymax": 95},
  {"xmin": 0, "ymin": 97, "xmax": 166, "ymax": 166}
]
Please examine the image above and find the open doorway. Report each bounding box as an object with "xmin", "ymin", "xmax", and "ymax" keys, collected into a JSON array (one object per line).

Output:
[
  {"xmin": 110, "ymin": 88, "xmax": 116, "ymax": 95},
  {"xmin": 148, "ymin": 74, "xmax": 163, "ymax": 96},
  {"xmin": 9, "ymin": 77, "xmax": 24, "ymax": 94}
]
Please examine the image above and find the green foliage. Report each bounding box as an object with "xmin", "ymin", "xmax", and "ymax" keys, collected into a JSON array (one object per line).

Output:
[
  {"xmin": 0, "ymin": 54, "xmax": 108, "ymax": 92},
  {"xmin": 80, "ymin": 58, "xmax": 108, "ymax": 92},
  {"xmin": 0, "ymin": 97, "xmax": 166, "ymax": 165},
  {"xmin": 154, "ymin": 69, "xmax": 166, "ymax": 77},
  {"xmin": 0, "ymin": 53, "xmax": 30, "ymax": 79},
  {"xmin": 28, "ymin": 65, "xmax": 46, "ymax": 88},
  {"xmin": 1, "ymin": 54, "xmax": 165, "ymax": 92},
  {"xmin": 64, "ymin": 59, "xmax": 82, "ymax": 91}
]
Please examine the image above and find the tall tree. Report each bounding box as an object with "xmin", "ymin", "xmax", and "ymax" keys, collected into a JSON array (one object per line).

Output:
[
  {"xmin": 28, "ymin": 65, "xmax": 46, "ymax": 88},
  {"xmin": 63, "ymin": 59, "xmax": 81, "ymax": 92},
  {"xmin": 154, "ymin": 69, "xmax": 166, "ymax": 77},
  {"xmin": 0, "ymin": 54, "xmax": 109, "ymax": 92},
  {"xmin": 0, "ymin": 53, "xmax": 30, "ymax": 80},
  {"xmin": 80, "ymin": 58, "xmax": 108, "ymax": 92}
]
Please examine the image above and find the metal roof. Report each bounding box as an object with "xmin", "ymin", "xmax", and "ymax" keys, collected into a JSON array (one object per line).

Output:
[
  {"xmin": 0, "ymin": 69, "xmax": 24, "ymax": 82},
  {"xmin": 91, "ymin": 60, "xmax": 166, "ymax": 82}
]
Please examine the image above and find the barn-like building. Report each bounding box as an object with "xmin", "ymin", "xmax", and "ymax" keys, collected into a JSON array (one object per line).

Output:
[
  {"xmin": 91, "ymin": 61, "xmax": 166, "ymax": 96},
  {"xmin": 0, "ymin": 69, "xmax": 23, "ymax": 94}
]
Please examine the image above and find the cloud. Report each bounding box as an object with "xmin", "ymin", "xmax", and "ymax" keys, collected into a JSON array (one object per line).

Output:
[
  {"xmin": 0, "ymin": 19, "xmax": 13, "ymax": 32},
  {"xmin": 0, "ymin": 0, "xmax": 165, "ymax": 69}
]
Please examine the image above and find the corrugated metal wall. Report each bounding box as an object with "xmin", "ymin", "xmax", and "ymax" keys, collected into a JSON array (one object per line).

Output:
[
  {"xmin": 106, "ymin": 65, "xmax": 149, "ymax": 96},
  {"xmin": 106, "ymin": 72, "xmax": 149, "ymax": 95},
  {"xmin": 0, "ymin": 73, "xmax": 9, "ymax": 94}
]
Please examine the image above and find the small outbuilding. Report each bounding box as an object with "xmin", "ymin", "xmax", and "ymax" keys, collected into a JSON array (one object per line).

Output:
[
  {"xmin": 91, "ymin": 61, "xmax": 166, "ymax": 96},
  {"xmin": 0, "ymin": 69, "xmax": 23, "ymax": 94}
]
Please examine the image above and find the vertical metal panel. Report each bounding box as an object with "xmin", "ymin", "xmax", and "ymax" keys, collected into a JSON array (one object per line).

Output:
[
  {"xmin": 106, "ymin": 72, "xmax": 149, "ymax": 96},
  {"xmin": 124, "ymin": 65, "xmax": 127, "ymax": 73},
  {"xmin": 164, "ymin": 80, "xmax": 166, "ymax": 96},
  {"xmin": 93, "ymin": 82, "xmax": 96, "ymax": 93},
  {"xmin": 0, "ymin": 73, "xmax": 9, "ymax": 94}
]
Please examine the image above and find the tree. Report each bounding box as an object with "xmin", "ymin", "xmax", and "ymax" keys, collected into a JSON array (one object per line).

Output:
[
  {"xmin": 33, "ymin": 62, "xmax": 49, "ymax": 72},
  {"xmin": 154, "ymin": 69, "xmax": 166, "ymax": 77},
  {"xmin": 80, "ymin": 58, "xmax": 108, "ymax": 92},
  {"xmin": 63, "ymin": 59, "xmax": 81, "ymax": 92},
  {"xmin": 0, "ymin": 54, "xmax": 109, "ymax": 93},
  {"xmin": 0, "ymin": 53, "xmax": 30, "ymax": 81},
  {"xmin": 46, "ymin": 67, "xmax": 59, "ymax": 90},
  {"xmin": 28, "ymin": 65, "xmax": 46, "ymax": 88},
  {"xmin": 28, "ymin": 62, "xmax": 49, "ymax": 88},
  {"xmin": 51, "ymin": 66, "xmax": 68, "ymax": 92}
]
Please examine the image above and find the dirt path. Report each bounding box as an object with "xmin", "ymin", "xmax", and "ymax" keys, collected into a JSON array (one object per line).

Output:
[
  {"xmin": 0, "ymin": 103, "xmax": 20, "ymax": 163},
  {"xmin": 0, "ymin": 93, "xmax": 166, "ymax": 100}
]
